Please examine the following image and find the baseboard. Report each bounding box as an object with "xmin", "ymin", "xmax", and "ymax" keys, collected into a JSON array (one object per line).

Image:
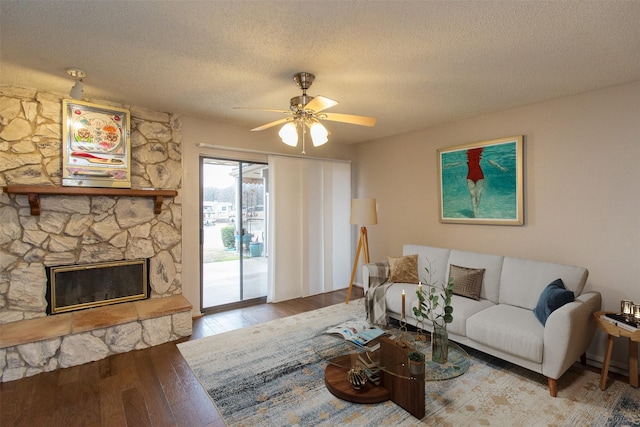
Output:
[{"xmin": 585, "ymin": 352, "xmax": 630, "ymax": 377}]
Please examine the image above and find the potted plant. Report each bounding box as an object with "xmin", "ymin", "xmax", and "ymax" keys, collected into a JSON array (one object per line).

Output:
[
  {"xmin": 249, "ymin": 237, "xmax": 264, "ymax": 257},
  {"xmin": 407, "ymin": 351, "xmax": 425, "ymax": 376},
  {"xmin": 413, "ymin": 259, "xmax": 454, "ymax": 364}
]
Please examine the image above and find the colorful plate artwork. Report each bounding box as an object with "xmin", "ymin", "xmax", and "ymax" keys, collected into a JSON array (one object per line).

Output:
[{"xmin": 70, "ymin": 111, "xmax": 124, "ymax": 154}]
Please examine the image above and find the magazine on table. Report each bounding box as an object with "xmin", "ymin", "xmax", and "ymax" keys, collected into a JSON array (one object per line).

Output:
[{"xmin": 326, "ymin": 320, "xmax": 386, "ymax": 350}]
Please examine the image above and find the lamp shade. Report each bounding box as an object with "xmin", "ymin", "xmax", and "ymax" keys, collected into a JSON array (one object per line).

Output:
[
  {"xmin": 278, "ymin": 122, "xmax": 298, "ymax": 147},
  {"xmin": 350, "ymin": 198, "xmax": 378, "ymax": 225},
  {"xmin": 310, "ymin": 122, "xmax": 328, "ymax": 146}
]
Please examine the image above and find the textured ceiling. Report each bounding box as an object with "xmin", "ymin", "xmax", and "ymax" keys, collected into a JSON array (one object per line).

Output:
[{"xmin": 1, "ymin": 1, "xmax": 639, "ymax": 145}]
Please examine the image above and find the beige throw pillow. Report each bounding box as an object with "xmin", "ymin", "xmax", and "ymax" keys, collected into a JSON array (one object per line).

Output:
[
  {"xmin": 388, "ymin": 254, "xmax": 419, "ymax": 283},
  {"xmin": 449, "ymin": 264, "xmax": 485, "ymax": 300}
]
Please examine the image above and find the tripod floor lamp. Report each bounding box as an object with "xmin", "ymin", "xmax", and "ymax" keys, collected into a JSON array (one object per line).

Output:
[{"xmin": 346, "ymin": 198, "xmax": 378, "ymax": 304}]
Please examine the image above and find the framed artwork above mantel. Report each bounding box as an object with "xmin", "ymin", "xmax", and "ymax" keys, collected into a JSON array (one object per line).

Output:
[
  {"xmin": 62, "ymin": 99, "xmax": 131, "ymax": 188},
  {"xmin": 437, "ymin": 135, "xmax": 524, "ymax": 225}
]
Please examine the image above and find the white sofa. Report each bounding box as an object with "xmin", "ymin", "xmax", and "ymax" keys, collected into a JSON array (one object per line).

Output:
[{"xmin": 363, "ymin": 244, "xmax": 602, "ymax": 397}]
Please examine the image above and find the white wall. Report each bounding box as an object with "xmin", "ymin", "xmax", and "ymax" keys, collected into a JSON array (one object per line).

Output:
[
  {"xmin": 352, "ymin": 80, "xmax": 640, "ymax": 369},
  {"xmin": 180, "ymin": 117, "xmax": 355, "ymax": 315}
]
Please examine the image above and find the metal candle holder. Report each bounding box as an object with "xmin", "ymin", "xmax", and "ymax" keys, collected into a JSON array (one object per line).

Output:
[
  {"xmin": 415, "ymin": 319, "xmax": 427, "ymax": 342},
  {"xmin": 621, "ymin": 299, "xmax": 635, "ymax": 319}
]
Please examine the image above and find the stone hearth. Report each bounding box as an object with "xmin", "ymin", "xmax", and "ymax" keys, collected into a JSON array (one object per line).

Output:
[{"xmin": 0, "ymin": 295, "xmax": 192, "ymax": 382}]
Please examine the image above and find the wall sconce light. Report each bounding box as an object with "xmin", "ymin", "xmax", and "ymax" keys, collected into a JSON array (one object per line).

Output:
[{"xmin": 66, "ymin": 67, "xmax": 86, "ymax": 100}]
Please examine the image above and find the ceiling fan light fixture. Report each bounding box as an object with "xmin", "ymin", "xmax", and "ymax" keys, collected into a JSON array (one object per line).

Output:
[
  {"xmin": 310, "ymin": 121, "xmax": 328, "ymax": 147},
  {"xmin": 279, "ymin": 122, "xmax": 298, "ymax": 147},
  {"xmin": 235, "ymin": 71, "xmax": 376, "ymax": 153}
]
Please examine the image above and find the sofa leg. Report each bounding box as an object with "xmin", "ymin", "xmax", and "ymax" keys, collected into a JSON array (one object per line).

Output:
[
  {"xmin": 548, "ymin": 378, "xmax": 557, "ymax": 397},
  {"xmin": 580, "ymin": 353, "xmax": 587, "ymax": 365}
]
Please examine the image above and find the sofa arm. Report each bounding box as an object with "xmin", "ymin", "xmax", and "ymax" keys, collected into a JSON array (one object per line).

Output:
[
  {"xmin": 362, "ymin": 261, "xmax": 389, "ymax": 293},
  {"xmin": 542, "ymin": 291, "xmax": 602, "ymax": 379}
]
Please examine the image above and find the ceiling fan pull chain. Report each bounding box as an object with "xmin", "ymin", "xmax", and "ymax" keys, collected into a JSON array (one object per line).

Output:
[{"xmin": 301, "ymin": 123, "xmax": 307, "ymax": 155}]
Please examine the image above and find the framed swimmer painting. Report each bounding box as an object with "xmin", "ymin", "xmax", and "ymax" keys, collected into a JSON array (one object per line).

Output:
[
  {"xmin": 62, "ymin": 99, "xmax": 131, "ymax": 188},
  {"xmin": 437, "ymin": 136, "xmax": 524, "ymax": 225}
]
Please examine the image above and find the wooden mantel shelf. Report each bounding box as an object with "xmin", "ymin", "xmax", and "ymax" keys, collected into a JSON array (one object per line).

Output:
[{"xmin": 3, "ymin": 185, "xmax": 178, "ymax": 215}]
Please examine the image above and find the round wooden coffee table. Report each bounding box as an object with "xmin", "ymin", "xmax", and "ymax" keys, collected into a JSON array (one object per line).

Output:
[
  {"xmin": 324, "ymin": 354, "xmax": 390, "ymax": 403},
  {"xmin": 315, "ymin": 325, "xmax": 470, "ymax": 419}
]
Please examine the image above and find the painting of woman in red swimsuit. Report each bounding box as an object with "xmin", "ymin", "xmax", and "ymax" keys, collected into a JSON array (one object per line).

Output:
[
  {"xmin": 465, "ymin": 147, "xmax": 508, "ymax": 217},
  {"xmin": 438, "ymin": 136, "xmax": 523, "ymax": 224}
]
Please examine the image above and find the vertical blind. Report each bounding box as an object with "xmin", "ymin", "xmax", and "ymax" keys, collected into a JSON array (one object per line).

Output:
[{"xmin": 267, "ymin": 156, "xmax": 351, "ymax": 302}]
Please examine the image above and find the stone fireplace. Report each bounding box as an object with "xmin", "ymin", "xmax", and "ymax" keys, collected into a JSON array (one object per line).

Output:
[
  {"xmin": 46, "ymin": 259, "xmax": 150, "ymax": 314},
  {"xmin": 0, "ymin": 86, "xmax": 190, "ymax": 382}
]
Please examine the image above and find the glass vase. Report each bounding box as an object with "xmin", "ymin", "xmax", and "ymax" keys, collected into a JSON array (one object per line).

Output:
[{"xmin": 431, "ymin": 324, "xmax": 449, "ymax": 364}]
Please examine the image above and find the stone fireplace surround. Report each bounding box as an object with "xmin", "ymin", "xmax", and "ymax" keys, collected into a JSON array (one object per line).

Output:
[{"xmin": 0, "ymin": 86, "xmax": 190, "ymax": 382}]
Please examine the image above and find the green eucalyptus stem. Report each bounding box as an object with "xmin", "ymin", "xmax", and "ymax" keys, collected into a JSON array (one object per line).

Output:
[{"xmin": 412, "ymin": 260, "xmax": 454, "ymax": 328}]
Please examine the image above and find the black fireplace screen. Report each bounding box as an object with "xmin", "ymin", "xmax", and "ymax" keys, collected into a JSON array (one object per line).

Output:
[{"xmin": 46, "ymin": 259, "xmax": 149, "ymax": 314}]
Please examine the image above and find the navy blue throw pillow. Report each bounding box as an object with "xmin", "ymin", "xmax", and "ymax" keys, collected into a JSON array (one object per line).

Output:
[{"xmin": 533, "ymin": 278, "xmax": 575, "ymax": 326}]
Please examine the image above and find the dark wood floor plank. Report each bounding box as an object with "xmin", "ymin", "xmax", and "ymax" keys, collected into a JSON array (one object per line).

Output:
[
  {"xmin": 99, "ymin": 376, "xmax": 128, "ymax": 426},
  {"xmin": 0, "ymin": 373, "xmax": 36, "ymax": 427},
  {"xmin": 171, "ymin": 400, "xmax": 209, "ymax": 427},
  {"xmin": 53, "ymin": 364, "xmax": 102, "ymax": 427},
  {"xmin": 191, "ymin": 317, "xmax": 216, "ymax": 340},
  {"xmin": 171, "ymin": 352, "xmax": 220, "ymax": 426},
  {"xmin": 0, "ymin": 288, "xmax": 365, "ymax": 427},
  {"xmin": 57, "ymin": 363, "xmax": 80, "ymax": 385},
  {"xmin": 122, "ymin": 387, "xmax": 152, "ymax": 427},
  {"xmin": 111, "ymin": 349, "xmax": 141, "ymax": 391},
  {"xmin": 149, "ymin": 342, "xmax": 190, "ymax": 406},
  {"xmin": 133, "ymin": 350, "xmax": 177, "ymax": 427},
  {"xmin": 97, "ymin": 354, "xmax": 115, "ymax": 380},
  {"xmin": 23, "ymin": 368, "xmax": 60, "ymax": 426}
]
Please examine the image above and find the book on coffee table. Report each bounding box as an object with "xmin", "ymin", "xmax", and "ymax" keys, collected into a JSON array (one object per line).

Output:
[
  {"xmin": 601, "ymin": 313, "xmax": 639, "ymax": 332},
  {"xmin": 326, "ymin": 320, "xmax": 386, "ymax": 350}
]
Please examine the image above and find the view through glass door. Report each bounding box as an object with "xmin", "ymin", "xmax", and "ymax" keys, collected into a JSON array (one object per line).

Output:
[{"xmin": 201, "ymin": 157, "xmax": 268, "ymax": 311}]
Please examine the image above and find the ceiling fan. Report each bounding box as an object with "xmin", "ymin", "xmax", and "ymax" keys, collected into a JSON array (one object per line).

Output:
[{"xmin": 234, "ymin": 72, "xmax": 376, "ymax": 153}]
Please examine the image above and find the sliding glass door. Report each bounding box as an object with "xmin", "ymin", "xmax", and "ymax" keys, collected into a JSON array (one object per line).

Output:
[{"xmin": 200, "ymin": 157, "xmax": 268, "ymax": 311}]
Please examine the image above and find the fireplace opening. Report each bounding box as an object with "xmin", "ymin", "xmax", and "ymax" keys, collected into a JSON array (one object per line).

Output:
[{"xmin": 46, "ymin": 259, "xmax": 150, "ymax": 314}]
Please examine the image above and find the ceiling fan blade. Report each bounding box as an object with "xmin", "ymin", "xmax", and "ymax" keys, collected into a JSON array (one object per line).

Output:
[
  {"xmin": 303, "ymin": 95, "xmax": 338, "ymax": 113},
  {"xmin": 233, "ymin": 107, "xmax": 291, "ymax": 114},
  {"xmin": 322, "ymin": 112, "xmax": 377, "ymax": 127},
  {"xmin": 251, "ymin": 117, "xmax": 291, "ymax": 131}
]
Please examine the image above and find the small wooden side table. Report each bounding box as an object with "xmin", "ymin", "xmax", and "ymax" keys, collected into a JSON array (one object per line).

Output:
[{"xmin": 593, "ymin": 311, "xmax": 640, "ymax": 390}]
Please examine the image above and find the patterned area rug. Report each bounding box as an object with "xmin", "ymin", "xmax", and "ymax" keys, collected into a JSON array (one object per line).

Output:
[{"xmin": 178, "ymin": 300, "xmax": 640, "ymax": 426}]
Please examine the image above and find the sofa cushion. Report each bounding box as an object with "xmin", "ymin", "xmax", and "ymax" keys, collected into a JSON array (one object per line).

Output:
[
  {"xmin": 388, "ymin": 254, "xmax": 419, "ymax": 283},
  {"xmin": 466, "ymin": 305, "xmax": 544, "ymax": 364},
  {"xmin": 499, "ymin": 257, "xmax": 588, "ymax": 310},
  {"xmin": 449, "ymin": 264, "xmax": 485, "ymax": 300},
  {"xmin": 403, "ymin": 245, "xmax": 451, "ymax": 288},
  {"xmin": 447, "ymin": 295, "xmax": 494, "ymax": 336},
  {"xmin": 533, "ymin": 279, "xmax": 574, "ymax": 326},
  {"xmin": 447, "ymin": 250, "xmax": 504, "ymax": 304}
]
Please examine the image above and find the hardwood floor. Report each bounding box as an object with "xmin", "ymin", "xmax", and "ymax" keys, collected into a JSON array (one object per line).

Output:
[{"xmin": 0, "ymin": 288, "xmax": 364, "ymax": 427}]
